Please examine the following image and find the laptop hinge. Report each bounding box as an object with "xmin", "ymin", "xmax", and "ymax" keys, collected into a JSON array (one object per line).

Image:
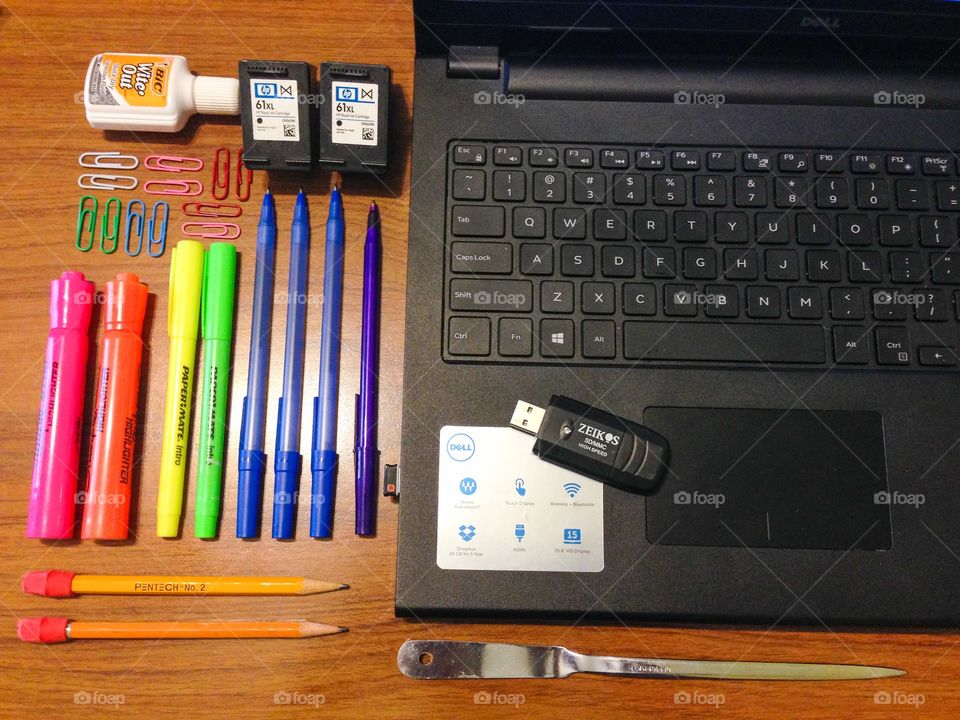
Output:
[{"xmin": 447, "ymin": 46, "xmax": 501, "ymax": 79}]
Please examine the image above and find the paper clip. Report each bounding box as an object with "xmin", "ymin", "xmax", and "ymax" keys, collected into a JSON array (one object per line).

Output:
[
  {"xmin": 99, "ymin": 197, "xmax": 121, "ymax": 254},
  {"xmin": 143, "ymin": 179, "xmax": 203, "ymax": 196},
  {"xmin": 236, "ymin": 148, "xmax": 252, "ymax": 202},
  {"xmin": 212, "ymin": 146, "xmax": 230, "ymax": 200},
  {"xmin": 147, "ymin": 201, "xmax": 169, "ymax": 257},
  {"xmin": 75, "ymin": 195, "xmax": 98, "ymax": 252},
  {"xmin": 144, "ymin": 155, "xmax": 204, "ymax": 172},
  {"xmin": 182, "ymin": 201, "xmax": 243, "ymax": 218},
  {"xmin": 181, "ymin": 222, "xmax": 241, "ymax": 240},
  {"xmin": 78, "ymin": 174, "xmax": 138, "ymax": 191},
  {"xmin": 78, "ymin": 151, "xmax": 139, "ymax": 170},
  {"xmin": 124, "ymin": 199, "xmax": 146, "ymax": 256}
]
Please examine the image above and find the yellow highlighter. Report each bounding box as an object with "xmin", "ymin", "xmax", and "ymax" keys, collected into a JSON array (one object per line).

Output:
[{"xmin": 157, "ymin": 240, "xmax": 205, "ymax": 537}]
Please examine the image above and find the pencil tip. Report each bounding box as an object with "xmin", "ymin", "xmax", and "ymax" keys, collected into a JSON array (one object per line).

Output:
[
  {"xmin": 340, "ymin": 583, "xmax": 350, "ymax": 590},
  {"xmin": 339, "ymin": 627, "xmax": 349, "ymax": 633}
]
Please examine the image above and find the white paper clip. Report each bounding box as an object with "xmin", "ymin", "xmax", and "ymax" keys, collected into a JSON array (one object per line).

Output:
[
  {"xmin": 77, "ymin": 174, "xmax": 139, "ymax": 191},
  {"xmin": 78, "ymin": 151, "xmax": 139, "ymax": 170}
]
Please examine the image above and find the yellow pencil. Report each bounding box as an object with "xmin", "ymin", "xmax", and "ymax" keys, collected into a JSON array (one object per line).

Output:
[{"xmin": 22, "ymin": 571, "xmax": 348, "ymax": 598}]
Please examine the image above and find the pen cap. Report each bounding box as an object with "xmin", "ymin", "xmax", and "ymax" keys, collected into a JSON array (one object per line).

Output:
[
  {"xmin": 50, "ymin": 271, "xmax": 94, "ymax": 332},
  {"xmin": 105, "ymin": 273, "xmax": 148, "ymax": 334},
  {"xmin": 168, "ymin": 240, "xmax": 206, "ymax": 339},
  {"xmin": 201, "ymin": 243, "xmax": 237, "ymax": 340}
]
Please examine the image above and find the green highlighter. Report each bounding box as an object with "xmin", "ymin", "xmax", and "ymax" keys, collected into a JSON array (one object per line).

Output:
[{"xmin": 195, "ymin": 242, "xmax": 237, "ymax": 538}]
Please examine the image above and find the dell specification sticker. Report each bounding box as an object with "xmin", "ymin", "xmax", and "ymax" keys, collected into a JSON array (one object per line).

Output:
[
  {"xmin": 331, "ymin": 81, "xmax": 378, "ymax": 146},
  {"xmin": 250, "ymin": 79, "xmax": 300, "ymax": 142},
  {"xmin": 436, "ymin": 426, "xmax": 604, "ymax": 572}
]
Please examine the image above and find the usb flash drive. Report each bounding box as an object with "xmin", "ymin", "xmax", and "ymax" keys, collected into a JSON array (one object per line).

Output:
[{"xmin": 509, "ymin": 395, "xmax": 670, "ymax": 494}]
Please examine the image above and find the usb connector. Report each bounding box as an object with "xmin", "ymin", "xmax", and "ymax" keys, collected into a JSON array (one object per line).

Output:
[{"xmin": 509, "ymin": 401, "xmax": 546, "ymax": 435}]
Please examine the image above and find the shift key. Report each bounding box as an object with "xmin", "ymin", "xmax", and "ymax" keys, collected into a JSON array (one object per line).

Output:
[
  {"xmin": 450, "ymin": 279, "xmax": 533, "ymax": 312},
  {"xmin": 451, "ymin": 205, "xmax": 505, "ymax": 236},
  {"xmin": 450, "ymin": 242, "xmax": 512, "ymax": 274}
]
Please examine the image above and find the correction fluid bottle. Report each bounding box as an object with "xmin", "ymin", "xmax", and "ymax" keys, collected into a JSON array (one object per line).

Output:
[{"xmin": 84, "ymin": 53, "xmax": 239, "ymax": 132}]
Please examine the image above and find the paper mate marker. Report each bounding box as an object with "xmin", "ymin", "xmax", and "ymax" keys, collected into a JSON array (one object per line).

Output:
[
  {"xmin": 27, "ymin": 272, "xmax": 95, "ymax": 539},
  {"xmin": 81, "ymin": 273, "xmax": 148, "ymax": 540},
  {"xmin": 84, "ymin": 53, "xmax": 239, "ymax": 133}
]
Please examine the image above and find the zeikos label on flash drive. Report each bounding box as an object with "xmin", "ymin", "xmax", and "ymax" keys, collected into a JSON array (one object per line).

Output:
[
  {"xmin": 436, "ymin": 426, "xmax": 604, "ymax": 572},
  {"xmin": 331, "ymin": 81, "xmax": 378, "ymax": 146},
  {"xmin": 249, "ymin": 78, "xmax": 300, "ymax": 142}
]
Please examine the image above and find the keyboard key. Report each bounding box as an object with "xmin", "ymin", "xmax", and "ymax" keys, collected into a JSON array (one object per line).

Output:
[
  {"xmin": 612, "ymin": 174, "xmax": 645, "ymax": 204},
  {"xmin": 743, "ymin": 152, "xmax": 772, "ymax": 172},
  {"xmin": 694, "ymin": 176, "xmax": 727, "ymax": 206},
  {"xmin": 492, "ymin": 170, "xmax": 525, "ymax": 201},
  {"xmin": 634, "ymin": 210, "xmax": 667, "ymax": 241},
  {"xmin": 838, "ymin": 214, "xmax": 872, "ymax": 246},
  {"xmin": 671, "ymin": 150, "xmax": 700, "ymax": 170},
  {"xmin": 454, "ymin": 145, "xmax": 486, "ymax": 164},
  {"xmin": 848, "ymin": 251, "xmax": 883, "ymax": 282},
  {"xmin": 878, "ymin": 215, "xmax": 914, "ymax": 246},
  {"xmin": 724, "ymin": 248, "xmax": 758, "ymax": 280},
  {"xmin": 554, "ymin": 208, "xmax": 586, "ymax": 239},
  {"xmin": 920, "ymin": 216, "xmax": 956, "ymax": 247},
  {"xmin": 829, "ymin": 287, "xmax": 864, "ymax": 320},
  {"xmin": 624, "ymin": 322, "xmax": 825, "ymax": 363},
  {"xmin": 540, "ymin": 319, "xmax": 574, "ymax": 357},
  {"xmin": 815, "ymin": 177, "xmax": 849, "ymax": 208},
  {"xmin": 565, "ymin": 148, "xmax": 594, "ymax": 167},
  {"xmin": 851, "ymin": 154, "xmax": 882, "ymax": 173},
  {"xmin": 582, "ymin": 282, "xmax": 615, "ymax": 314},
  {"xmin": 797, "ymin": 213, "xmax": 833, "ymax": 245},
  {"xmin": 452, "ymin": 169, "xmax": 486, "ymax": 200},
  {"xmin": 833, "ymin": 326, "xmax": 869, "ymax": 364},
  {"xmin": 765, "ymin": 249, "xmax": 800, "ymax": 281},
  {"xmin": 703, "ymin": 285, "xmax": 738, "ymax": 318},
  {"xmin": 561, "ymin": 244, "xmax": 594, "ymax": 276},
  {"xmin": 756, "ymin": 213, "xmax": 791, "ymax": 244},
  {"xmin": 919, "ymin": 346, "xmax": 956, "ymax": 366},
  {"xmin": 788, "ymin": 287, "xmax": 822, "ymax": 319},
  {"xmin": 499, "ymin": 318, "xmax": 533, "ymax": 356},
  {"xmin": 931, "ymin": 252, "xmax": 960, "ymax": 284},
  {"xmin": 816, "ymin": 152, "xmax": 843, "ymax": 173},
  {"xmin": 775, "ymin": 177, "xmax": 808, "ymax": 207},
  {"xmin": 734, "ymin": 176, "xmax": 767, "ymax": 207},
  {"xmin": 493, "ymin": 146, "xmax": 522, "ymax": 165},
  {"xmin": 450, "ymin": 241, "xmax": 512, "ymax": 274},
  {"xmin": 513, "ymin": 207, "xmax": 545, "ymax": 238},
  {"xmin": 922, "ymin": 155, "xmax": 952, "ymax": 176},
  {"xmin": 875, "ymin": 327, "xmax": 911, "ymax": 365},
  {"xmin": 886, "ymin": 155, "xmax": 916, "ymax": 175},
  {"xmin": 707, "ymin": 151, "xmax": 736, "ymax": 171},
  {"xmin": 654, "ymin": 174, "xmax": 686, "ymax": 205},
  {"xmin": 643, "ymin": 247, "xmax": 676, "ymax": 278},
  {"xmin": 529, "ymin": 147, "xmax": 558, "ymax": 167},
  {"xmin": 683, "ymin": 248, "xmax": 717, "ymax": 279},
  {"xmin": 936, "ymin": 180, "xmax": 960, "ymax": 211},
  {"xmin": 623, "ymin": 283, "xmax": 656, "ymax": 315},
  {"xmin": 448, "ymin": 317, "xmax": 490, "ymax": 355},
  {"xmin": 674, "ymin": 211, "xmax": 707, "ymax": 242},
  {"xmin": 593, "ymin": 209, "xmax": 627, "ymax": 240},
  {"xmin": 541, "ymin": 281, "xmax": 574, "ymax": 313},
  {"xmin": 451, "ymin": 205, "xmax": 504, "ymax": 237},
  {"xmin": 779, "ymin": 152, "xmax": 808, "ymax": 172},
  {"xmin": 582, "ymin": 320, "xmax": 617, "ymax": 358},
  {"xmin": 664, "ymin": 284, "xmax": 697, "ymax": 316},
  {"xmin": 520, "ymin": 243, "xmax": 553, "ymax": 275},
  {"xmin": 889, "ymin": 251, "xmax": 924, "ymax": 283},
  {"xmin": 872, "ymin": 289, "xmax": 907, "ymax": 320},
  {"xmin": 896, "ymin": 179, "xmax": 930, "ymax": 210},
  {"xmin": 601, "ymin": 245, "xmax": 635, "ymax": 277},
  {"xmin": 449, "ymin": 279, "xmax": 533, "ymax": 312},
  {"xmin": 636, "ymin": 149, "xmax": 665, "ymax": 169},
  {"xmin": 715, "ymin": 212, "xmax": 749, "ymax": 243},
  {"xmin": 915, "ymin": 289, "xmax": 948, "ymax": 322},
  {"xmin": 855, "ymin": 178, "xmax": 889, "ymax": 209},
  {"xmin": 746, "ymin": 286, "xmax": 781, "ymax": 318},
  {"xmin": 573, "ymin": 173, "xmax": 606, "ymax": 203},
  {"xmin": 806, "ymin": 250, "xmax": 841, "ymax": 281},
  {"xmin": 533, "ymin": 171, "xmax": 565, "ymax": 202},
  {"xmin": 600, "ymin": 149, "xmax": 631, "ymax": 169}
]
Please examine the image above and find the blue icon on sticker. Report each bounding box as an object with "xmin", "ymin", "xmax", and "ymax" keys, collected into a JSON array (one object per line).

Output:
[
  {"xmin": 563, "ymin": 482, "xmax": 581, "ymax": 498},
  {"xmin": 458, "ymin": 524, "xmax": 476, "ymax": 542},
  {"xmin": 515, "ymin": 524, "xmax": 525, "ymax": 543},
  {"xmin": 563, "ymin": 528, "xmax": 582, "ymax": 545},
  {"xmin": 447, "ymin": 433, "xmax": 475, "ymax": 462},
  {"xmin": 254, "ymin": 82, "xmax": 277, "ymax": 98},
  {"xmin": 515, "ymin": 478, "xmax": 526, "ymax": 497},
  {"xmin": 335, "ymin": 86, "xmax": 359, "ymax": 102},
  {"xmin": 459, "ymin": 477, "xmax": 477, "ymax": 495}
]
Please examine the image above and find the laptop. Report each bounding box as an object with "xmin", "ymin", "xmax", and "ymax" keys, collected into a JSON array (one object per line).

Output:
[{"xmin": 396, "ymin": 0, "xmax": 960, "ymax": 625}]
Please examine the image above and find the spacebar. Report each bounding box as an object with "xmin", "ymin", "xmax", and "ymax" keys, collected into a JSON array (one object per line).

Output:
[{"xmin": 624, "ymin": 322, "xmax": 826, "ymax": 364}]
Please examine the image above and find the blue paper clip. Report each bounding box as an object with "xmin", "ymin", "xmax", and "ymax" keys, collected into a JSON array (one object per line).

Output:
[
  {"xmin": 75, "ymin": 195, "xmax": 97, "ymax": 252},
  {"xmin": 147, "ymin": 201, "xmax": 169, "ymax": 257},
  {"xmin": 100, "ymin": 197, "xmax": 121, "ymax": 254},
  {"xmin": 124, "ymin": 199, "xmax": 146, "ymax": 256}
]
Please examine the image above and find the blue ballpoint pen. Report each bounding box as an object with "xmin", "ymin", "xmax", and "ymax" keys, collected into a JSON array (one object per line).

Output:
[
  {"xmin": 310, "ymin": 188, "xmax": 345, "ymax": 538},
  {"xmin": 272, "ymin": 190, "xmax": 310, "ymax": 539},
  {"xmin": 237, "ymin": 190, "xmax": 277, "ymax": 538}
]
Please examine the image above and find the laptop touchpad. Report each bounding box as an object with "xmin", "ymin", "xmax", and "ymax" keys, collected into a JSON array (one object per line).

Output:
[{"xmin": 644, "ymin": 407, "xmax": 891, "ymax": 551}]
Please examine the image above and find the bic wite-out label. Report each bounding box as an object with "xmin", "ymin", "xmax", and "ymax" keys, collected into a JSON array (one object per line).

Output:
[
  {"xmin": 331, "ymin": 81, "xmax": 378, "ymax": 146},
  {"xmin": 250, "ymin": 79, "xmax": 300, "ymax": 142},
  {"xmin": 436, "ymin": 426, "xmax": 604, "ymax": 572}
]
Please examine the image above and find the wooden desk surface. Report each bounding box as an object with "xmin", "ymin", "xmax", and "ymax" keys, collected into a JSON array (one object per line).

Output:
[{"xmin": 0, "ymin": 2, "xmax": 957, "ymax": 717}]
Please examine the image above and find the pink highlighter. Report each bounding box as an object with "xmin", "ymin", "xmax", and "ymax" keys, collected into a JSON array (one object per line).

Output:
[{"xmin": 26, "ymin": 271, "xmax": 95, "ymax": 539}]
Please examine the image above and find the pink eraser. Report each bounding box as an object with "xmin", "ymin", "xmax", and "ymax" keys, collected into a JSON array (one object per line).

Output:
[
  {"xmin": 17, "ymin": 617, "xmax": 69, "ymax": 643},
  {"xmin": 21, "ymin": 570, "xmax": 76, "ymax": 598}
]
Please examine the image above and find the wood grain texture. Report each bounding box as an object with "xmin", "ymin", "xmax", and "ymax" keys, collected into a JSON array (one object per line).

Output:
[{"xmin": 0, "ymin": 1, "xmax": 958, "ymax": 717}]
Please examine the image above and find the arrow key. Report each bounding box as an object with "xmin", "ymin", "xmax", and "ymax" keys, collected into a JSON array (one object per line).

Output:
[{"xmin": 919, "ymin": 346, "xmax": 957, "ymax": 367}]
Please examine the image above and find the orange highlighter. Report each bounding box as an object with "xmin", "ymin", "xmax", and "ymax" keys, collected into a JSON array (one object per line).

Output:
[{"xmin": 81, "ymin": 273, "xmax": 148, "ymax": 540}]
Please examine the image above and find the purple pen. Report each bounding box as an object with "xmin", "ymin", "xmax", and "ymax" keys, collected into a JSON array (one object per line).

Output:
[{"xmin": 355, "ymin": 202, "xmax": 382, "ymax": 536}]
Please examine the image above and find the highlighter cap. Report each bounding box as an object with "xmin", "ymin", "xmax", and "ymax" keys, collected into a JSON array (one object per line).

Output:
[
  {"xmin": 168, "ymin": 240, "xmax": 206, "ymax": 339},
  {"xmin": 105, "ymin": 273, "xmax": 149, "ymax": 334},
  {"xmin": 201, "ymin": 243, "xmax": 238, "ymax": 340},
  {"xmin": 50, "ymin": 271, "xmax": 94, "ymax": 332}
]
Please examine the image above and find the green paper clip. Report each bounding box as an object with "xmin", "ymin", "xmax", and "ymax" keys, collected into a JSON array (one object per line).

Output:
[
  {"xmin": 100, "ymin": 197, "xmax": 121, "ymax": 254},
  {"xmin": 75, "ymin": 195, "xmax": 97, "ymax": 252}
]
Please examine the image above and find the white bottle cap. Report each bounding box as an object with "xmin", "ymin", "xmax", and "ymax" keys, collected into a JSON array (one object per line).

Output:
[{"xmin": 193, "ymin": 75, "xmax": 240, "ymax": 115}]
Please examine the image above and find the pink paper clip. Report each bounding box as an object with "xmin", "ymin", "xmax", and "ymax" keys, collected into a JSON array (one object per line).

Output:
[
  {"xmin": 143, "ymin": 179, "xmax": 203, "ymax": 196},
  {"xmin": 143, "ymin": 155, "xmax": 204, "ymax": 172},
  {"xmin": 212, "ymin": 146, "xmax": 230, "ymax": 200},
  {"xmin": 236, "ymin": 148, "xmax": 252, "ymax": 202},
  {"xmin": 182, "ymin": 201, "xmax": 243, "ymax": 218},
  {"xmin": 181, "ymin": 221, "xmax": 241, "ymax": 240}
]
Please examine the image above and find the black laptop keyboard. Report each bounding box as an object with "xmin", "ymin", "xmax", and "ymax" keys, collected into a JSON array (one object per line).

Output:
[{"xmin": 443, "ymin": 141, "xmax": 960, "ymax": 370}]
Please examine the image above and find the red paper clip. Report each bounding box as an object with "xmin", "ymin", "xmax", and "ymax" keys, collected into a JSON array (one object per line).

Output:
[
  {"xmin": 144, "ymin": 155, "xmax": 204, "ymax": 172},
  {"xmin": 181, "ymin": 222, "xmax": 241, "ymax": 240},
  {"xmin": 236, "ymin": 148, "xmax": 252, "ymax": 202},
  {"xmin": 212, "ymin": 146, "xmax": 230, "ymax": 200},
  {"xmin": 144, "ymin": 179, "xmax": 203, "ymax": 196},
  {"xmin": 182, "ymin": 202, "xmax": 243, "ymax": 218}
]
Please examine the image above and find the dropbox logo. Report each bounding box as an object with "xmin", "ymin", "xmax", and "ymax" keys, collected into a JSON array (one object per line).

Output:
[{"xmin": 447, "ymin": 433, "xmax": 475, "ymax": 462}]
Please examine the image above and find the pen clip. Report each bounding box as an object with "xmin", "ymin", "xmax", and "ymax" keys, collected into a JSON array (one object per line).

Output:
[
  {"xmin": 200, "ymin": 245, "xmax": 211, "ymax": 338},
  {"xmin": 168, "ymin": 244, "xmax": 178, "ymax": 337},
  {"xmin": 354, "ymin": 393, "xmax": 361, "ymax": 450}
]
